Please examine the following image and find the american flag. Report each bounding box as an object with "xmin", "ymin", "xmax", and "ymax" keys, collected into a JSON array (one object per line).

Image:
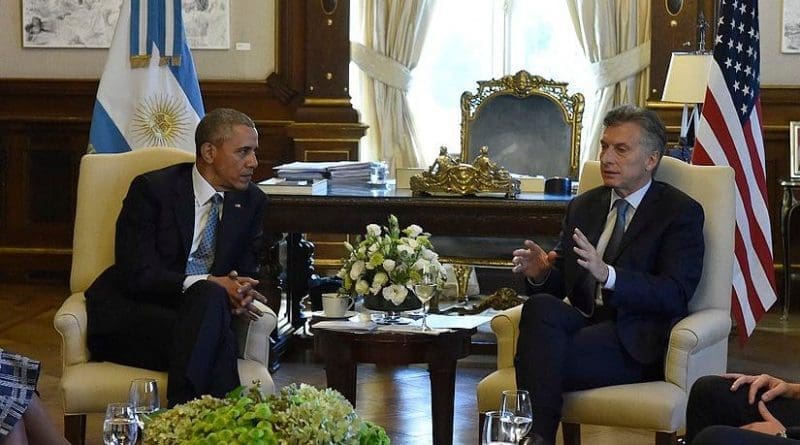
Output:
[{"xmin": 692, "ymin": 0, "xmax": 776, "ymax": 340}]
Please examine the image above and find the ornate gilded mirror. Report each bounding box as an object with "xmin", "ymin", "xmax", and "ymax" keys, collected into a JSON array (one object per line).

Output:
[{"xmin": 460, "ymin": 70, "xmax": 584, "ymax": 178}]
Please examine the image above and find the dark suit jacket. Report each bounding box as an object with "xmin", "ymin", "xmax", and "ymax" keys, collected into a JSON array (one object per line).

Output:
[
  {"xmin": 85, "ymin": 163, "xmax": 268, "ymax": 351},
  {"xmin": 529, "ymin": 181, "xmax": 705, "ymax": 365}
]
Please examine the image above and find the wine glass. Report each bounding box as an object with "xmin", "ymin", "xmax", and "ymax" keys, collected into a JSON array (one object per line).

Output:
[
  {"xmin": 102, "ymin": 403, "xmax": 138, "ymax": 445},
  {"xmin": 500, "ymin": 389, "xmax": 533, "ymax": 443},
  {"xmin": 413, "ymin": 270, "xmax": 437, "ymax": 331},
  {"xmin": 482, "ymin": 410, "xmax": 515, "ymax": 445},
  {"xmin": 129, "ymin": 378, "xmax": 160, "ymax": 430}
]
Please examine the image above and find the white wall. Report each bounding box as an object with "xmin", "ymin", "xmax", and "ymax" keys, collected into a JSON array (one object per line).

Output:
[
  {"xmin": 758, "ymin": 1, "xmax": 800, "ymax": 86},
  {"xmin": 0, "ymin": 0, "xmax": 275, "ymax": 80}
]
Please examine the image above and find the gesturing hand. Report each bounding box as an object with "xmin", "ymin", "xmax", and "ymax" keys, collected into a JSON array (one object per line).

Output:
[
  {"xmin": 572, "ymin": 228, "xmax": 609, "ymax": 283},
  {"xmin": 511, "ymin": 240, "xmax": 557, "ymax": 282}
]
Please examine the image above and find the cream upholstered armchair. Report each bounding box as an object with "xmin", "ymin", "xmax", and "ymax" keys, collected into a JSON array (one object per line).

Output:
[
  {"xmin": 53, "ymin": 147, "xmax": 277, "ymax": 445},
  {"xmin": 476, "ymin": 156, "xmax": 735, "ymax": 444}
]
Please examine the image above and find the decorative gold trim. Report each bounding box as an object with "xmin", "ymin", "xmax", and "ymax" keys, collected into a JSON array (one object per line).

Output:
[
  {"xmin": 289, "ymin": 122, "xmax": 368, "ymax": 128},
  {"xmin": 460, "ymin": 70, "xmax": 584, "ymax": 178},
  {"xmin": 314, "ymin": 258, "xmax": 344, "ymax": 268},
  {"xmin": 439, "ymin": 256, "xmax": 513, "ymax": 268},
  {"xmin": 303, "ymin": 98, "xmax": 352, "ymax": 106},
  {"xmin": 294, "ymin": 138, "xmax": 362, "ymax": 142},
  {"xmin": 303, "ymin": 149, "xmax": 351, "ymax": 161},
  {"xmin": 410, "ymin": 146, "xmax": 520, "ymax": 198},
  {"xmin": 320, "ymin": 0, "xmax": 338, "ymax": 15},
  {"xmin": 130, "ymin": 55, "xmax": 151, "ymax": 68},
  {"xmin": 0, "ymin": 247, "xmax": 72, "ymax": 255},
  {"xmin": 664, "ymin": 0, "xmax": 684, "ymax": 16}
]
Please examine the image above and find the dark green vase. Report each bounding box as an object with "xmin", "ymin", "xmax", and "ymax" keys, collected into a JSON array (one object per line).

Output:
[{"xmin": 363, "ymin": 289, "xmax": 421, "ymax": 312}]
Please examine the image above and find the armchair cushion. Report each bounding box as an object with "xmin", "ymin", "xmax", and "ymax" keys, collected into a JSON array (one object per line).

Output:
[{"xmin": 561, "ymin": 382, "xmax": 686, "ymax": 431}]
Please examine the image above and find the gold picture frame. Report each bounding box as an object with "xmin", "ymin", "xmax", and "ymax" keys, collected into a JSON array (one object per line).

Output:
[{"xmin": 791, "ymin": 122, "xmax": 800, "ymax": 179}]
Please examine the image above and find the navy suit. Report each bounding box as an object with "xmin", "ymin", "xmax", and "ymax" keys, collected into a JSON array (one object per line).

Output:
[
  {"xmin": 515, "ymin": 181, "xmax": 704, "ymax": 443},
  {"xmin": 85, "ymin": 163, "xmax": 268, "ymax": 405}
]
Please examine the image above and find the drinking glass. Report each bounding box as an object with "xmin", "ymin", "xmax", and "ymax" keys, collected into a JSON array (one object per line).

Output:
[
  {"xmin": 413, "ymin": 271, "xmax": 437, "ymax": 331},
  {"xmin": 500, "ymin": 389, "xmax": 533, "ymax": 443},
  {"xmin": 482, "ymin": 410, "xmax": 515, "ymax": 445},
  {"xmin": 129, "ymin": 378, "xmax": 160, "ymax": 429},
  {"xmin": 102, "ymin": 403, "xmax": 138, "ymax": 445}
]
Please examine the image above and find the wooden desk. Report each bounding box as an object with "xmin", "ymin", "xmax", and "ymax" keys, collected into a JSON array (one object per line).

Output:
[
  {"xmin": 263, "ymin": 184, "xmax": 571, "ymax": 359},
  {"xmin": 313, "ymin": 327, "xmax": 476, "ymax": 445}
]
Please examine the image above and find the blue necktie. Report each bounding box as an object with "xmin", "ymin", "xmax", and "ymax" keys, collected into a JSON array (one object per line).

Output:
[
  {"xmin": 186, "ymin": 194, "xmax": 222, "ymax": 275},
  {"xmin": 603, "ymin": 199, "xmax": 630, "ymax": 264}
]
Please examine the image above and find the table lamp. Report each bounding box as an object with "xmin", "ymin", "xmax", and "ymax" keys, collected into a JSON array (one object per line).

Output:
[{"xmin": 661, "ymin": 52, "xmax": 713, "ymax": 161}]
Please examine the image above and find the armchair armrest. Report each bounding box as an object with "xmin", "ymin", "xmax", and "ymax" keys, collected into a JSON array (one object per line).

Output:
[
  {"xmin": 53, "ymin": 293, "xmax": 90, "ymax": 367},
  {"xmin": 665, "ymin": 308, "xmax": 731, "ymax": 391},
  {"xmin": 235, "ymin": 301, "xmax": 277, "ymax": 367},
  {"xmin": 491, "ymin": 305, "xmax": 523, "ymax": 369}
]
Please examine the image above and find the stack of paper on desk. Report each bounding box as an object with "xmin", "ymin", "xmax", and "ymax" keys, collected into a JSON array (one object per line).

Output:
[
  {"xmin": 313, "ymin": 320, "xmax": 378, "ymax": 331},
  {"xmin": 257, "ymin": 178, "xmax": 328, "ymax": 195}
]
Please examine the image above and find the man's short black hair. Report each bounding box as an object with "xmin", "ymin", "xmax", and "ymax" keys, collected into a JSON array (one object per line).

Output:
[{"xmin": 195, "ymin": 108, "xmax": 255, "ymax": 156}]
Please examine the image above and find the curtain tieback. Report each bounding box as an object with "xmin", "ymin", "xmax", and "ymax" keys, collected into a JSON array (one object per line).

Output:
[
  {"xmin": 589, "ymin": 41, "xmax": 651, "ymax": 89},
  {"xmin": 351, "ymin": 41, "xmax": 412, "ymax": 92}
]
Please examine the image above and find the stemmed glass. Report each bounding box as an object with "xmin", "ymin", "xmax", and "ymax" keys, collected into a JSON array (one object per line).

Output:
[
  {"xmin": 129, "ymin": 378, "xmax": 160, "ymax": 430},
  {"xmin": 482, "ymin": 410, "xmax": 515, "ymax": 445},
  {"xmin": 413, "ymin": 270, "xmax": 437, "ymax": 331},
  {"xmin": 500, "ymin": 389, "xmax": 533, "ymax": 443},
  {"xmin": 102, "ymin": 403, "xmax": 138, "ymax": 445}
]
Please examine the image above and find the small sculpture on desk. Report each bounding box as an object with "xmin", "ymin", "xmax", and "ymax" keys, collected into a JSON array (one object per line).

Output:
[
  {"xmin": 443, "ymin": 287, "xmax": 525, "ymax": 315},
  {"xmin": 430, "ymin": 146, "xmax": 457, "ymax": 175},
  {"xmin": 474, "ymin": 146, "xmax": 511, "ymax": 181},
  {"xmin": 410, "ymin": 145, "xmax": 520, "ymax": 198}
]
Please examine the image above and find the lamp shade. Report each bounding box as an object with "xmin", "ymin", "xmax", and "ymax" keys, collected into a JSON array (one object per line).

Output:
[{"xmin": 661, "ymin": 52, "xmax": 713, "ymax": 104}]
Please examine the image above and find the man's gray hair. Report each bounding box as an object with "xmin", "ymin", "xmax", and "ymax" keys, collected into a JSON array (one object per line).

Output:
[{"xmin": 603, "ymin": 105, "xmax": 667, "ymax": 157}]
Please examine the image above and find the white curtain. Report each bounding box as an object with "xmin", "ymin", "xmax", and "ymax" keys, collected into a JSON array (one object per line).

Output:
[
  {"xmin": 351, "ymin": 0, "xmax": 434, "ymax": 171},
  {"xmin": 567, "ymin": 0, "xmax": 651, "ymax": 167}
]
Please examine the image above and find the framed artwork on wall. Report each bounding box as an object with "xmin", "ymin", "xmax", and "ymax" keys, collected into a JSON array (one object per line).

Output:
[
  {"xmin": 22, "ymin": 0, "xmax": 123, "ymax": 48},
  {"xmin": 183, "ymin": 0, "xmax": 231, "ymax": 50},
  {"xmin": 791, "ymin": 122, "xmax": 800, "ymax": 179},
  {"xmin": 22, "ymin": 0, "xmax": 230, "ymax": 50},
  {"xmin": 783, "ymin": 0, "xmax": 800, "ymax": 53}
]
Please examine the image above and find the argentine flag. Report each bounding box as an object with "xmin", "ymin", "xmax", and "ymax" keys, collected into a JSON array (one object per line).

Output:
[{"xmin": 89, "ymin": 0, "xmax": 204, "ymax": 153}]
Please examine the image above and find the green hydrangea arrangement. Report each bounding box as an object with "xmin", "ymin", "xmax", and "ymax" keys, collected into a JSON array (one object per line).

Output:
[{"xmin": 144, "ymin": 384, "xmax": 390, "ymax": 445}]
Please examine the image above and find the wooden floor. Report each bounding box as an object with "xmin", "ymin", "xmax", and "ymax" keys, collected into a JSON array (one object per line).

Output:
[{"xmin": 1, "ymin": 282, "xmax": 799, "ymax": 444}]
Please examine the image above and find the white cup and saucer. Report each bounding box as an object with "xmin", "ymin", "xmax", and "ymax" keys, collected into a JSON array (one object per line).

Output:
[{"xmin": 316, "ymin": 293, "xmax": 356, "ymax": 319}]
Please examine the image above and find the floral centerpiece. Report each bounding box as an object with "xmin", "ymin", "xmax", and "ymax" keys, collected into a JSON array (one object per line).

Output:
[
  {"xmin": 338, "ymin": 214, "xmax": 445, "ymax": 312},
  {"xmin": 144, "ymin": 383, "xmax": 390, "ymax": 445}
]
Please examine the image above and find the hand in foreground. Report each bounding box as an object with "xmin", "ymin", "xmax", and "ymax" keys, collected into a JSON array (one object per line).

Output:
[
  {"xmin": 572, "ymin": 228, "xmax": 609, "ymax": 283},
  {"xmin": 208, "ymin": 271, "xmax": 266, "ymax": 320},
  {"xmin": 741, "ymin": 401, "xmax": 786, "ymax": 436},
  {"xmin": 511, "ymin": 240, "xmax": 557, "ymax": 282},
  {"xmin": 724, "ymin": 373, "xmax": 798, "ymax": 404}
]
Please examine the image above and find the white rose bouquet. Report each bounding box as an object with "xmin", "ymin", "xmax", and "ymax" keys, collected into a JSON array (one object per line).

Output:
[{"xmin": 338, "ymin": 214, "xmax": 444, "ymax": 311}]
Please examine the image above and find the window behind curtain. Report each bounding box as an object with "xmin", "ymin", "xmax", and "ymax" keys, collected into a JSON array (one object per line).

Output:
[{"xmin": 350, "ymin": 0, "xmax": 594, "ymax": 165}]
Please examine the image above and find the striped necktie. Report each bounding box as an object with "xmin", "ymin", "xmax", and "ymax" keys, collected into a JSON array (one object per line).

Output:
[
  {"xmin": 185, "ymin": 194, "xmax": 222, "ymax": 275},
  {"xmin": 603, "ymin": 199, "xmax": 630, "ymax": 264}
]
